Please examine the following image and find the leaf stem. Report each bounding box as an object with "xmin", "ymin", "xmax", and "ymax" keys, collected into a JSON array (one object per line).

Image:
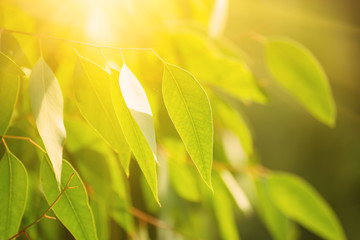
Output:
[
  {"xmin": 1, "ymin": 27, "xmax": 167, "ymax": 64},
  {"xmin": 7, "ymin": 173, "xmax": 76, "ymax": 240},
  {"xmin": 3, "ymin": 135, "xmax": 46, "ymax": 153}
]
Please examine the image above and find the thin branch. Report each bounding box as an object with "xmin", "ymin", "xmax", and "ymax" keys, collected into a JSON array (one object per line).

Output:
[
  {"xmin": 1, "ymin": 27, "xmax": 166, "ymax": 63},
  {"xmin": 3, "ymin": 135, "xmax": 46, "ymax": 153},
  {"xmin": 1, "ymin": 137, "xmax": 10, "ymax": 151},
  {"xmin": 8, "ymin": 173, "xmax": 76, "ymax": 240},
  {"xmin": 129, "ymin": 207, "xmax": 200, "ymax": 240}
]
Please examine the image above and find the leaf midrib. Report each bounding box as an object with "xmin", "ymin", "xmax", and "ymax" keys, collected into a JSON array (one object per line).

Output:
[{"xmin": 165, "ymin": 65, "xmax": 205, "ymax": 171}]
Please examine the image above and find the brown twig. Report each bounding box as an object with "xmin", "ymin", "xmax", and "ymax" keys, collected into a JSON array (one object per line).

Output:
[
  {"xmin": 3, "ymin": 135, "xmax": 46, "ymax": 153},
  {"xmin": 8, "ymin": 173, "xmax": 76, "ymax": 240}
]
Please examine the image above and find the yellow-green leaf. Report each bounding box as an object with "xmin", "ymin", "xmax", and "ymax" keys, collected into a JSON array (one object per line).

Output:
[
  {"xmin": 29, "ymin": 57, "xmax": 66, "ymax": 184},
  {"xmin": 213, "ymin": 172, "xmax": 240, "ymax": 240},
  {"xmin": 0, "ymin": 51, "xmax": 25, "ymax": 76},
  {"xmin": 0, "ymin": 73, "xmax": 19, "ymax": 136},
  {"xmin": 268, "ymin": 172, "xmax": 346, "ymax": 240},
  {"xmin": 0, "ymin": 151, "xmax": 28, "ymax": 240},
  {"xmin": 74, "ymin": 56, "xmax": 131, "ymax": 174},
  {"xmin": 266, "ymin": 38, "xmax": 336, "ymax": 126},
  {"xmin": 162, "ymin": 64, "xmax": 213, "ymax": 189},
  {"xmin": 110, "ymin": 68, "xmax": 159, "ymax": 203},
  {"xmin": 254, "ymin": 176, "xmax": 295, "ymax": 240},
  {"xmin": 119, "ymin": 63, "xmax": 157, "ymax": 161},
  {"xmin": 40, "ymin": 157, "xmax": 98, "ymax": 240}
]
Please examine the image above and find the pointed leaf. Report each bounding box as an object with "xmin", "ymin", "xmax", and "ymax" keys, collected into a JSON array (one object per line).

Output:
[
  {"xmin": 0, "ymin": 73, "xmax": 19, "ymax": 136},
  {"xmin": 162, "ymin": 64, "xmax": 213, "ymax": 188},
  {"xmin": 110, "ymin": 68, "xmax": 159, "ymax": 203},
  {"xmin": 40, "ymin": 157, "xmax": 98, "ymax": 240},
  {"xmin": 74, "ymin": 56, "xmax": 131, "ymax": 174},
  {"xmin": 119, "ymin": 64, "xmax": 157, "ymax": 160},
  {"xmin": 266, "ymin": 38, "xmax": 336, "ymax": 126},
  {"xmin": 267, "ymin": 172, "xmax": 346, "ymax": 240},
  {"xmin": 0, "ymin": 51, "xmax": 25, "ymax": 76},
  {"xmin": 29, "ymin": 57, "xmax": 66, "ymax": 184},
  {"xmin": 0, "ymin": 151, "xmax": 28, "ymax": 239}
]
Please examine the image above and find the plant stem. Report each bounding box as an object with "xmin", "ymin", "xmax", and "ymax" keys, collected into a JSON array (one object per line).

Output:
[
  {"xmin": 1, "ymin": 27, "xmax": 166, "ymax": 63},
  {"xmin": 7, "ymin": 173, "xmax": 76, "ymax": 240},
  {"xmin": 3, "ymin": 135, "xmax": 46, "ymax": 153}
]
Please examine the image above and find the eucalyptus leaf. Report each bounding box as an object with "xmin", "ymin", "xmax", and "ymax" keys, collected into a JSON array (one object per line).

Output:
[
  {"xmin": 29, "ymin": 57, "xmax": 66, "ymax": 184},
  {"xmin": 268, "ymin": 172, "xmax": 346, "ymax": 240},
  {"xmin": 0, "ymin": 51, "xmax": 25, "ymax": 76},
  {"xmin": 110, "ymin": 68, "xmax": 159, "ymax": 203},
  {"xmin": 254, "ymin": 176, "xmax": 295, "ymax": 240},
  {"xmin": 266, "ymin": 38, "xmax": 336, "ymax": 126},
  {"xmin": 213, "ymin": 172, "xmax": 240, "ymax": 240},
  {"xmin": 162, "ymin": 64, "xmax": 213, "ymax": 189},
  {"xmin": 0, "ymin": 73, "xmax": 19, "ymax": 136},
  {"xmin": 0, "ymin": 151, "xmax": 28, "ymax": 240},
  {"xmin": 118, "ymin": 63, "xmax": 157, "ymax": 160},
  {"xmin": 74, "ymin": 56, "xmax": 131, "ymax": 174},
  {"xmin": 40, "ymin": 157, "xmax": 98, "ymax": 240}
]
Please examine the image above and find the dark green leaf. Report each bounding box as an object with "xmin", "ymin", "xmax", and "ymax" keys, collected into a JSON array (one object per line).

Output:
[
  {"xmin": 0, "ymin": 151, "xmax": 28, "ymax": 239},
  {"xmin": 41, "ymin": 157, "xmax": 98, "ymax": 240},
  {"xmin": 0, "ymin": 73, "xmax": 19, "ymax": 136}
]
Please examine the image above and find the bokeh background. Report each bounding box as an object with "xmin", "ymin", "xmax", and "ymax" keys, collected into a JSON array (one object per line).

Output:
[{"xmin": 1, "ymin": 0, "xmax": 359, "ymax": 239}]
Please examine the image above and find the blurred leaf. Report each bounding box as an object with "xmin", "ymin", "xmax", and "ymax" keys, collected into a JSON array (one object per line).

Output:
[
  {"xmin": 90, "ymin": 199, "xmax": 109, "ymax": 240},
  {"xmin": 0, "ymin": 151, "xmax": 28, "ymax": 240},
  {"xmin": 0, "ymin": 73, "xmax": 19, "ymax": 136},
  {"xmin": 0, "ymin": 32, "xmax": 31, "ymax": 68},
  {"xmin": 163, "ymin": 64, "xmax": 213, "ymax": 189},
  {"xmin": 0, "ymin": 51, "xmax": 25, "ymax": 76},
  {"xmin": 265, "ymin": 38, "xmax": 336, "ymax": 126},
  {"xmin": 212, "ymin": 98, "xmax": 253, "ymax": 157},
  {"xmin": 268, "ymin": 172, "xmax": 346, "ymax": 240},
  {"xmin": 254, "ymin": 176, "xmax": 295, "ymax": 240},
  {"xmin": 110, "ymin": 68, "xmax": 159, "ymax": 203},
  {"xmin": 40, "ymin": 157, "xmax": 98, "ymax": 240},
  {"xmin": 208, "ymin": 0, "xmax": 228, "ymax": 38},
  {"xmin": 29, "ymin": 57, "xmax": 66, "ymax": 184},
  {"xmin": 162, "ymin": 32, "xmax": 267, "ymax": 104},
  {"xmin": 165, "ymin": 139, "xmax": 201, "ymax": 202},
  {"xmin": 118, "ymin": 63, "xmax": 157, "ymax": 161},
  {"xmin": 74, "ymin": 56, "xmax": 131, "ymax": 174},
  {"xmin": 221, "ymin": 171, "xmax": 252, "ymax": 215},
  {"xmin": 212, "ymin": 172, "xmax": 240, "ymax": 240}
]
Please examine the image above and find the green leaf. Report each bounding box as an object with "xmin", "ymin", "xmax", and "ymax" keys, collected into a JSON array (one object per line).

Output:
[
  {"xmin": 212, "ymin": 172, "xmax": 240, "ymax": 240},
  {"xmin": 40, "ymin": 157, "xmax": 98, "ymax": 240},
  {"xmin": 265, "ymin": 38, "xmax": 336, "ymax": 126},
  {"xmin": 0, "ymin": 51, "xmax": 25, "ymax": 76},
  {"xmin": 212, "ymin": 98, "xmax": 253, "ymax": 157},
  {"xmin": 0, "ymin": 73, "xmax": 19, "ymax": 136},
  {"xmin": 74, "ymin": 56, "xmax": 131, "ymax": 174},
  {"xmin": 254, "ymin": 176, "xmax": 295, "ymax": 240},
  {"xmin": 267, "ymin": 172, "xmax": 346, "ymax": 240},
  {"xmin": 0, "ymin": 151, "xmax": 28, "ymax": 240},
  {"xmin": 110, "ymin": 68, "xmax": 159, "ymax": 203},
  {"xmin": 162, "ymin": 64, "xmax": 213, "ymax": 189},
  {"xmin": 29, "ymin": 57, "xmax": 66, "ymax": 184},
  {"xmin": 118, "ymin": 63, "xmax": 157, "ymax": 160},
  {"xmin": 161, "ymin": 32, "xmax": 267, "ymax": 104},
  {"xmin": 165, "ymin": 139, "xmax": 201, "ymax": 202}
]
